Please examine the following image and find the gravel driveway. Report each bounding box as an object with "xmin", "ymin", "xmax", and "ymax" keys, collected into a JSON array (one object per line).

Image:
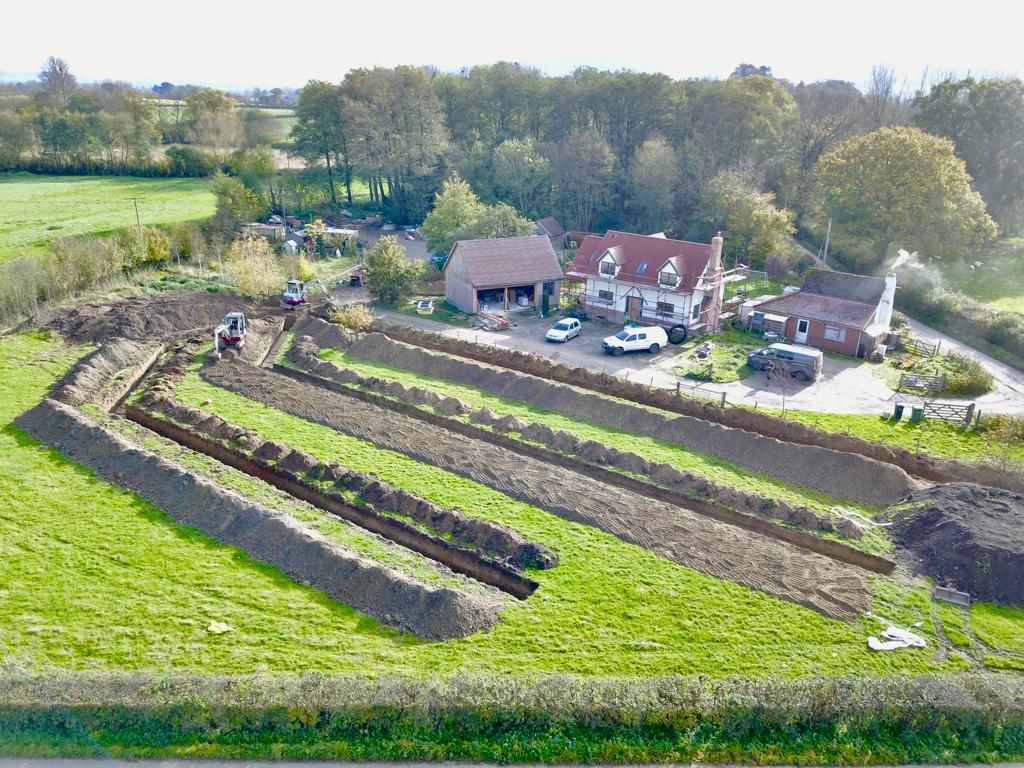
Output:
[{"xmin": 374, "ymin": 309, "xmax": 1024, "ymax": 416}]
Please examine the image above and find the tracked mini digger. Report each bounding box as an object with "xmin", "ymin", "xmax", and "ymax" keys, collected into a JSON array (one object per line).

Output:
[{"xmin": 214, "ymin": 311, "xmax": 247, "ymax": 353}]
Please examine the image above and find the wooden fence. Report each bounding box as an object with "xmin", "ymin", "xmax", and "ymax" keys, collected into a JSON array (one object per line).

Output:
[
  {"xmin": 895, "ymin": 334, "xmax": 940, "ymax": 357},
  {"xmin": 899, "ymin": 372, "xmax": 946, "ymax": 392}
]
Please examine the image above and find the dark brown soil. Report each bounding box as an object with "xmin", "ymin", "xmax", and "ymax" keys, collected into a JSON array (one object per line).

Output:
[
  {"xmin": 50, "ymin": 291, "xmax": 275, "ymax": 344},
  {"xmin": 203, "ymin": 360, "xmax": 872, "ymax": 621},
  {"xmin": 294, "ymin": 317, "xmax": 914, "ymax": 506},
  {"xmin": 888, "ymin": 483, "xmax": 1024, "ymax": 606}
]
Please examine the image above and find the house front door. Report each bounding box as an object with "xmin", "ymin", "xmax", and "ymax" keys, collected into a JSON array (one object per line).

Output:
[
  {"xmin": 626, "ymin": 295, "xmax": 643, "ymax": 322},
  {"xmin": 795, "ymin": 318, "xmax": 809, "ymax": 344}
]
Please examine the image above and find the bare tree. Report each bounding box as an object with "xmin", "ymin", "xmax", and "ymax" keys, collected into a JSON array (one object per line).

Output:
[
  {"xmin": 864, "ymin": 64, "xmax": 902, "ymax": 129},
  {"xmin": 39, "ymin": 56, "xmax": 76, "ymax": 111}
]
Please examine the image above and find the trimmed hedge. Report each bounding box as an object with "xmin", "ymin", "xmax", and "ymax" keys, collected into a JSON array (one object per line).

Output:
[{"xmin": 1, "ymin": 673, "xmax": 1023, "ymax": 762}]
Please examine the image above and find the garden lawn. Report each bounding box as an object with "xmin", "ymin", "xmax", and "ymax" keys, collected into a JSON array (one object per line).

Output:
[
  {"xmin": 0, "ymin": 173, "xmax": 215, "ymax": 262},
  {"xmin": 673, "ymin": 328, "xmax": 765, "ymax": 383},
  {"xmin": 317, "ymin": 347, "xmax": 876, "ymax": 524},
  {"xmin": 176, "ymin": 365, "xmax": 959, "ymax": 677}
]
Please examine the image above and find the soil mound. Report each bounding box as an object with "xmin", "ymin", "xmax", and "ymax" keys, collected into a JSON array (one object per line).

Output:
[
  {"xmin": 15, "ymin": 398, "xmax": 503, "ymax": 639},
  {"xmin": 888, "ymin": 483, "xmax": 1024, "ymax": 606},
  {"xmin": 51, "ymin": 291, "xmax": 273, "ymax": 344}
]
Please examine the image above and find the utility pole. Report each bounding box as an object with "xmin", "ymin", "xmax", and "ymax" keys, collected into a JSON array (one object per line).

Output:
[{"xmin": 125, "ymin": 197, "xmax": 146, "ymax": 238}]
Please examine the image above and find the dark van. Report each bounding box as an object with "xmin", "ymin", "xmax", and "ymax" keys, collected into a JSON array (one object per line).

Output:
[{"xmin": 747, "ymin": 342, "xmax": 823, "ymax": 382}]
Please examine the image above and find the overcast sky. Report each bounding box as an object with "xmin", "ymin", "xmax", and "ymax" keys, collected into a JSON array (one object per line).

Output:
[{"xmin": 2, "ymin": 0, "xmax": 1020, "ymax": 90}]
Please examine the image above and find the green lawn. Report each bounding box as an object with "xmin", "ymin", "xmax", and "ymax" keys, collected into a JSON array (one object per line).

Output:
[
  {"xmin": 0, "ymin": 330, "xmax": 1013, "ymax": 680},
  {"xmin": 673, "ymin": 328, "xmax": 765, "ymax": 383},
  {"xmin": 393, "ymin": 298, "xmax": 472, "ymax": 326},
  {"xmin": 0, "ymin": 173, "xmax": 215, "ymax": 262},
  {"xmin": 972, "ymin": 603, "xmax": 1024, "ymax": 654},
  {"xmin": 174, "ymin": 364, "xmax": 958, "ymax": 677},
  {"xmin": 774, "ymin": 409, "xmax": 1024, "ymax": 464},
  {"xmin": 939, "ymin": 237, "xmax": 1024, "ymax": 314}
]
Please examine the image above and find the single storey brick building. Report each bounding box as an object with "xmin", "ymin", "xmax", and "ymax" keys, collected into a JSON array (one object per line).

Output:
[
  {"xmin": 444, "ymin": 235, "xmax": 563, "ymax": 314},
  {"xmin": 752, "ymin": 269, "xmax": 897, "ymax": 357}
]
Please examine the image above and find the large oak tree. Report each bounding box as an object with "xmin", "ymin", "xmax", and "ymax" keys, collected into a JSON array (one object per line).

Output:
[{"xmin": 816, "ymin": 126, "xmax": 996, "ymax": 266}]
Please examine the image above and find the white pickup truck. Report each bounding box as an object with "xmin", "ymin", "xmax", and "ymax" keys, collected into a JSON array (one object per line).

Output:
[{"xmin": 601, "ymin": 325, "xmax": 669, "ymax": 355}]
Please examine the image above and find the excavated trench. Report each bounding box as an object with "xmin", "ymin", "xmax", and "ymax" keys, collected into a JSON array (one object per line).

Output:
[
  {"xmin": 272, "ymin": 361, "xmax": 895, "ymax": 575},
  {"xmin": 126, "ymin": 404, "xmax": 539, "ymax": 599},
  {"xmin": 201, "ymin": 359, "xmax": 873, "ymax": 621}
]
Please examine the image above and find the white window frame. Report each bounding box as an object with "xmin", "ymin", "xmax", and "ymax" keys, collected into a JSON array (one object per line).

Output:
[{"xmin": 823, "ymin": 324, "xmax": 846, "ymax": 342}]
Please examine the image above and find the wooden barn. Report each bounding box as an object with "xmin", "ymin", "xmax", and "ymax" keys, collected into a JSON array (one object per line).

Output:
[{"xmin": 444, "ymin": 235, "xmax": 564, "ymax": 315}]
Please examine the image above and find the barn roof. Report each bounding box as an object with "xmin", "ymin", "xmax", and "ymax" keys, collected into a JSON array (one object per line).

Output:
[
  {"xmin": 447, "ymin": 235, "xmax": 563, "ymax": 288},
  {"xmin": 535, "ymin": 216, "xmax": 566, "ymax": 238}
]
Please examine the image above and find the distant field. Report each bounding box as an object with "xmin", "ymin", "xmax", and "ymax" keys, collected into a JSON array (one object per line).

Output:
[
  {"xmin": 0, "ymin": 173, "xmax": 215, "ymax": 262},
  {"xmin": 940, "ymin": 237, "xmax": 1024, "ymax": 314}
]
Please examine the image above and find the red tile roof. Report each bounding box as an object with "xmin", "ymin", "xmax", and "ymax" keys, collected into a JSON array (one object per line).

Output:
[{"xmin": 568, "ymin": 230, "xmax": 715, "ymax": 291}]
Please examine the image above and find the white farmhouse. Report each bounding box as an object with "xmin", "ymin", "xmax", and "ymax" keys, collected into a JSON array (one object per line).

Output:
[{"xmin": 566, "ymin": 230, "xmax": 726, "ymax": 335}]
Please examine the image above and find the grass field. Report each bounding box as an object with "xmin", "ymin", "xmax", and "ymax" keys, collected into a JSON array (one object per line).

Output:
[
  {"xmin": 774, "ymin": 408, "xmax": 1024, "ymax": 463},
  {"xmin": 5, "ymin": 329, "xmax": 1022, "ymax": 681},
  {"xmin": 0, "ymin": 173, "xmax": 215, "ymax": 262},
  {"xmin": 673, "ymin": 328, "xmax": 764, "ymax": 383},
  {"xmin": 940, "ymin": 237, "xmax": 1024, "ymax": 314}
]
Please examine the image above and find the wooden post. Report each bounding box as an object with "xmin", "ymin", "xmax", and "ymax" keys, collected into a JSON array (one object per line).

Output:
[
  {"xmin": 720, "ymin": 392, "xmax": 727, "ymax": 407},
  {"xmin": 675, "ymin": 381, "xmax": 681, "ymax": 396},
  {"xmin": 963, "ymin": 402, "xmax": 976, "ymax": 428}
]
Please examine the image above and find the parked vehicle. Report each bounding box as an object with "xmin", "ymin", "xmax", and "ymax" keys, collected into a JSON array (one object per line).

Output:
[
  {"xmin": 601, "ymin": 325, "xmax": 669, "ymax": 355},
  {"xmin": 429, "ymin": 253, "xmax": 448, "ymax": 270},
  {"xmin": 566, "ymin": 308, "xmax": 589, "ymax": 321},
  {"xmin": 545, "ymin": 318, "xmax": 582, "ymax": 343},
  {"xmin": 747, "ymin": 342, "xmax": 823, "ymax": 381}
]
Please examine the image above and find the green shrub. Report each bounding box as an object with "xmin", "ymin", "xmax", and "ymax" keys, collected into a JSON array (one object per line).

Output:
[{"xmin": 943, "ymin": 352, "xmax": 995, "ymax": 396}]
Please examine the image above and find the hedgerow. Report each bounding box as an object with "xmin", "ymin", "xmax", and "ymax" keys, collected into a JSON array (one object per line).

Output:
[{"xmin": 0, "ymin": 673, "xmax": 1022, "ymax": 762}]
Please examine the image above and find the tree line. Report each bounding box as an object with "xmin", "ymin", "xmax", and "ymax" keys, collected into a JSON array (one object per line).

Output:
[
  {"xmin": 0, "ymin": 57, "xmax": 281, "ymax": 176},
  {"xmin": 3, "ymin": 58, "xmax": 1023, "ymax": 268},
  {"xmin": 289, "ymin": 62, "xmax": 1017, "ymax": 268}
]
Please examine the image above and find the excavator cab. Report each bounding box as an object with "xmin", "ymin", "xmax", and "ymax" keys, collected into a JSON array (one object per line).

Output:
[
  {"xmin": 216, "ymin": 311, "xmax": 247, "ymax": 351},
  {"xmin": 282, "ymin": 279, "xmax": 309, "ymax": 308}
]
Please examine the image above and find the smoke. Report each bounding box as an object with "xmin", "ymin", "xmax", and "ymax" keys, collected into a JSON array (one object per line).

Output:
[{"xmin": 890, "ymin": 248, "xmax": 944, "ymax": 293}]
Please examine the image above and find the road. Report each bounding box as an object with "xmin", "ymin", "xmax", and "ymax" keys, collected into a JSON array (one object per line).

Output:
[{"xmin": 906, "ymin": 317, "xmax": 1024, "ymax": 413}]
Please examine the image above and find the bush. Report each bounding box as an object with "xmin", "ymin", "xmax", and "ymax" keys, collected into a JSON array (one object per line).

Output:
[
  {"xmin": 897, "ymin": 281, "xmax": 1024, "ymax": 367},
  {"xmin": 223, "ymin": 234, "xmax": 282, "ymax": 297},
  {"xmin": 943, "ymin": 352, "xmax": 995, "ymax": 396},
  {"xmin": 328, "ymin": 302, "xmax": 375, "ymax": 332}
]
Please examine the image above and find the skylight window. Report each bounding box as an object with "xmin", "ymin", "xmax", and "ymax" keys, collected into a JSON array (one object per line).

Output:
[{"xmin": 636, "ymin": 261, "xmax": 649, "ymax": 276}]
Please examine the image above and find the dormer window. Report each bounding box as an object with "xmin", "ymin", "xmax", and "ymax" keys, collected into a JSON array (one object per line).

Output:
[
  {"xmin": 658, "ymin": 270, "xmax": 678, "ymax": 287},
  {"xmin": 599, "ymin": 253, "xmax": 617, "ymax": 276}
]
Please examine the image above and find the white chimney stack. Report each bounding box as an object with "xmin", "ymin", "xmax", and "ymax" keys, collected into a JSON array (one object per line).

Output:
[
  {"xmin": 711, "ymin": 231, "xmax": 724, "ymax": 266},
  {"xmin": 876, "ymin": 270, "xmax": 897, "ymax": 330}
]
